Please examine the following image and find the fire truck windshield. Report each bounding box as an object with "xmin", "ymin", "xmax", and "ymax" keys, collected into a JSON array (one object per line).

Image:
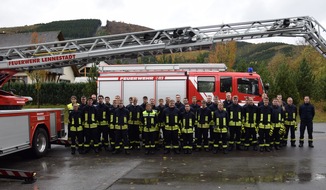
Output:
[{"xmin": 237, "ymin": 78, "xmax": 259, "ymax": 95}]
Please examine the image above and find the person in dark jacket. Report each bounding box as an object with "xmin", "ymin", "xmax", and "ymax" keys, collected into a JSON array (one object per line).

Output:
[
  {"xmin": 212, "ymin": 102, "xmax": 229, "ymax": 154},
  {"xmin": 299, "ymin": 96, "xmax": 315, "ymax": 148},
  {"xmin": 113, "ymin": 100, "xmax": 130, "ymax": 154},
  {"xmin": 82, "ymin": 98, "xmax": 99, "ymax": 153},
  {"xmin": 162, "ymin": 99, "xmax": 181, "ymax": 154},
  {"xmin": 96, "ymin": 95, "xmax": 110, "ymax": 151},
  {"xmin": 283, "ymin": 97, "xmax": 297, "ymax": 147},
  {"xmin": 68, "ymin": 104, "xmax": 84, "ymax": 154},
  {"xmin": 180, "ymin": 103, "xmax": 196, "ymax": 154}
]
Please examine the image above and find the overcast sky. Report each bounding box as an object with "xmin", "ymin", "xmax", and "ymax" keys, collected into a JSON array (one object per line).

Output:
[{"xmin": 1, "ymin": 0, "xmax": 326, "ymax": 44}]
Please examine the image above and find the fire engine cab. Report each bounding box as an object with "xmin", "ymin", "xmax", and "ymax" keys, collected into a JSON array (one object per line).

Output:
[{"xmin": 98, "ymin": 64, "xmax": 266, "ymax": 104}]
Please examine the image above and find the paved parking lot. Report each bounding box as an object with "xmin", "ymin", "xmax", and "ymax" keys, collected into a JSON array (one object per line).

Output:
[{"xmin": 1, "ymin": 123, "xmax": 326, "ymax": 190}]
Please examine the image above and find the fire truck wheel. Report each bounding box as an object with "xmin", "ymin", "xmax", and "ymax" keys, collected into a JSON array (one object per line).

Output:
[{"xmin": 32, "ymin": 128, "xmax": 49, "ymax": 158}]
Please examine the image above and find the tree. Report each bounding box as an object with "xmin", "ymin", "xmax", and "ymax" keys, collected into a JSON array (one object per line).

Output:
[
  {"xmin": 82, "ymin": 63, "xmax": 98, "ymax": 97},
  {"xmin": 271, "ymin": 62, "xmax": 299, "ymax": 104},
  {"xmin": 208, "ymin": 41, "xmax": 237, "ymax": 70},
  {"xmin": 27, "ymin": 32, "xmax": 48, "ymax": 108},
  {"xmin": 26, "ymin": 70, "xmax": 48, "ymax": 108},
  {"xmin": 296, "ymin": 58, "xmax": 314, "ymax": 99}
]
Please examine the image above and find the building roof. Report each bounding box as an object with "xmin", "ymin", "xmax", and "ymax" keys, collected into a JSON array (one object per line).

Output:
[{"xmin": 0, "ymin": 31, "xmax": 64, "ymax": 48}]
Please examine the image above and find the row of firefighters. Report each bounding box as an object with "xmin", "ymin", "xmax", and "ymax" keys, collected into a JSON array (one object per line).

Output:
[{"xmin": 66, "ymin": 93, "xmax": 315, "ymax": 155}]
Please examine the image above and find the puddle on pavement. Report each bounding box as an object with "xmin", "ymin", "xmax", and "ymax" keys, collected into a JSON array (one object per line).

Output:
[{"xmin": 117, "ymin": 172, "xmax": 326, "ymax": 185}]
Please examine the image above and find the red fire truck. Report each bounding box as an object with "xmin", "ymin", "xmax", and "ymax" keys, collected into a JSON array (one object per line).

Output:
[{"xmin": 98, "ymin": 64, "xmax": 266, "ymax": 104}]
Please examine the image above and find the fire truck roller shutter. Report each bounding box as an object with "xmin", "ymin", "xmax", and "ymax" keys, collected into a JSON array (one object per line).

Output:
[
  {"xmin": 157, "ymin": 80, "xmax": 186, "ymax": 102},
  {"xmin": 123, "ymin": 81, "xmax": 155, "ymax": 105},
  {"xmin": 98, "ymin": 81, "xmax": 121, "ymax": 102}
]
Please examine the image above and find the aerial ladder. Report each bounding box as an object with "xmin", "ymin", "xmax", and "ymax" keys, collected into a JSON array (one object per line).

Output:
[{"xmin": 0, "ymin": 15, "xmax": 325, "ymax": 108}]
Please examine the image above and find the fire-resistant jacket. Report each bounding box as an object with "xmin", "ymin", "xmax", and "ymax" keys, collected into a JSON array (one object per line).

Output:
[
  {"xmin": 68, "ymin": 109, "xmax": 83, "ymax": 132},
  {"xmin": 114, "ymin": 107, "xmax": 130, "ymax": 130},
  {"xmin": 128, "ymin": 105, "xmax": 143, "ymax": 125},
  {"xmin": 156, "ymin": 105, "xmax": 166, "ymax": 128},
  {"xmin": 82, "ymin": 105, "xmax": 98, "ymax": 128},
  {"xmin": 163, "ymin": 107, "xmax": 180, "ymax": 131},
  {"xmin": 271, "ymin": 105, "xmax": 284, "ymax": 128},
  {"xmin": 141, "ymin": 110, "xmax": 157, "ymax": 132},
  {"xmin": 97, "ymin": 103, "xmax": 110, "ymax": 125},
  {"xmin": 213, "ymin": 109, "xmax": 229, "ymax": 133},
  {"xmin": 180, "ymin": 110, "xmax": 196, "ymax": 134},
  {"xmin": 196, "ymin": 107, "xmax": 212, "ymax": 128},
  {"xmin": 227, "ymin": 103, "xmax": 243, "ymax": 127},
  {"xmin": 258, "ymin": 105, "xmax": 273, "ymax": 129},
  {"xmin": 284, "ymin": 104, "xmax": 297, "ymax": 125},
  {"xmin": 243, "ymin": 104, "xmax": 259, "ymax": 127}
]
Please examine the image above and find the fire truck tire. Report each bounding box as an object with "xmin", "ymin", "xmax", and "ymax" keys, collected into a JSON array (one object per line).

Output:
[{"xmin": 32, "ymin": 128, "xmax": 49, "ymax": 158}]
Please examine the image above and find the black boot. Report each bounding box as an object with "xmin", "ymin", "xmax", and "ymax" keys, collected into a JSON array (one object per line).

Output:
[
  {"xmin": 309, "ymin": 141, "xmax": 314, "ymax": 148},
  {"xmin": 213, "ymin": 148, "xmax": 218, "ymax": 154},
  {"xmin": 164, "ymin": 149, "xmax": 170, "ymax": 154},
  {"xmin": 253, "ymin": 145, "xmax": 258, "ymax": 151},
  {"xmin": 71, "ymin": 147, "xmax": 76, "ymax": 155},
  {"xmin": 145, "ymin": 149, "xmax": 150, "ymax": 155},
  {"xmin": 291, "ymin": 142, "xmax": 296, "ymax": 147},
  {"xmin": 299, "ymin": 142, "xmax": 304, "ymax": 147},
  {"xmin": 78, "ymin": 147, "xmax": 84, "ymax": 154},
  {"xmin": 236, "ymin": 144, "xmax": 242, "ymax": 150},
  {"xmin": 228, "ymin": 144, "xmax": 234, "ymax": 151},
  {"xmin": 275, "ymin": 145, "xmax": 280, "ymax": 150},
  {"xmin": 174, "ymin": 149, "xmax": 180, "ymax": 154},
  {"xmin": 223, "ymin": 148, "xmax": 228, "ymax": 154}
]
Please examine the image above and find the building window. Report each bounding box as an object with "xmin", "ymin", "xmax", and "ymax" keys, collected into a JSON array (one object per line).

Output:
[
  {"xmin": 11, "ymin": 76, "xmax": 27, "ymax": 83},
  {"xmin": 198, "ymin": 76, "xmax": 215, "ymax": 92}
]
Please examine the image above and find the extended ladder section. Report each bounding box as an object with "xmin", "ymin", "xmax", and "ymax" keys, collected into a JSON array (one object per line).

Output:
[
  {"xmin": 0, "ymin": 16, "xmax": 325, "ymax": 71},
  {"xmin": 100, "ymin": 63, "xmax": 227, "ymax": 72}
]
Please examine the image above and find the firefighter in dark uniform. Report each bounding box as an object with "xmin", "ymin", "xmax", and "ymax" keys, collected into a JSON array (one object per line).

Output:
[
  {"xmin": 141, "ymin": 103, "xmax": 158, "ymax": 155},
  {"xmin": 162, "ymin": 99, "xmax": 180, "ymax": 154},
  {"xmin": 68, "ymin": 104, "xmax": 84, "ymax": 154},
  {"xmin": 190, "ymin": 96, "xmax": 200, "ymax": 148},
  {"xmin": 299, "ymin": 96, "xmax": 315, "ymax": 148},
  {"xmin": 79, "ymin": 96, "xmax": 87, "ymax": 111},
  {"xmin": 271, "ymin": 98, "xmax": 284, "ymax": 150},
  {"xmin": 180, "ymin": 103, "xmax": 196, "ymax": 154},
  {"xmin": 113, "ymin": 100, "xmax": 130, "ymax": 154},
  {"xmin": 212, "ymin": 102, "xmax": 229, "ymax": 154},
  {"xmin": 96, "ymin": 95, "xmax": 110, "ymax": 151},
  {"xmin": 66, "ymin": 95, "xmax": 79, "ymax": 142},
  {"xmin": 243, "ymin": 97, "xmax": 259, "ymax": 151},
  {"xmin": 156, "ymin": 98, "xmax": 166, "ymax": 149},
  {"xmin": 108, "ymin": 99, "xmax": 118, "ymax": 152},
  {"xmin": 196, "ymin": 100, "xmax": 212, "ymax": 152},
  {"xmin": 209, "ymin": 96, "xmax": 219, "ymax": 149},
  {"xmin": 175, "ymin": 94, "xmax": 184, "ymax": 110},
  {"xmin": 257, "ymin": 97, "xmax": 273, "ymax": 152},
  {"xmin": 283, "ymin": 97, "xmax": 297, "ymax": 147},
  {"xmin": 227, "ymin": 95, "xmax": 243, "ymax": 151},
  {"xmin": 127, "ymin": 97, "xmax": 143, "ymax": 150},
  {"xmin": 223, "ymin": 92, "xmax": 233, "ymax": 109},
  {"xmin": 82, "ymin": 98, "xmax": 99, "ymax": 153}
]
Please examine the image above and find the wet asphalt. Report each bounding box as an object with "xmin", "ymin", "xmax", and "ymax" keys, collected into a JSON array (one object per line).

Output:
[{"xmin": 0, "ymin": 123, "xmax": 326, "ymax": 190}]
